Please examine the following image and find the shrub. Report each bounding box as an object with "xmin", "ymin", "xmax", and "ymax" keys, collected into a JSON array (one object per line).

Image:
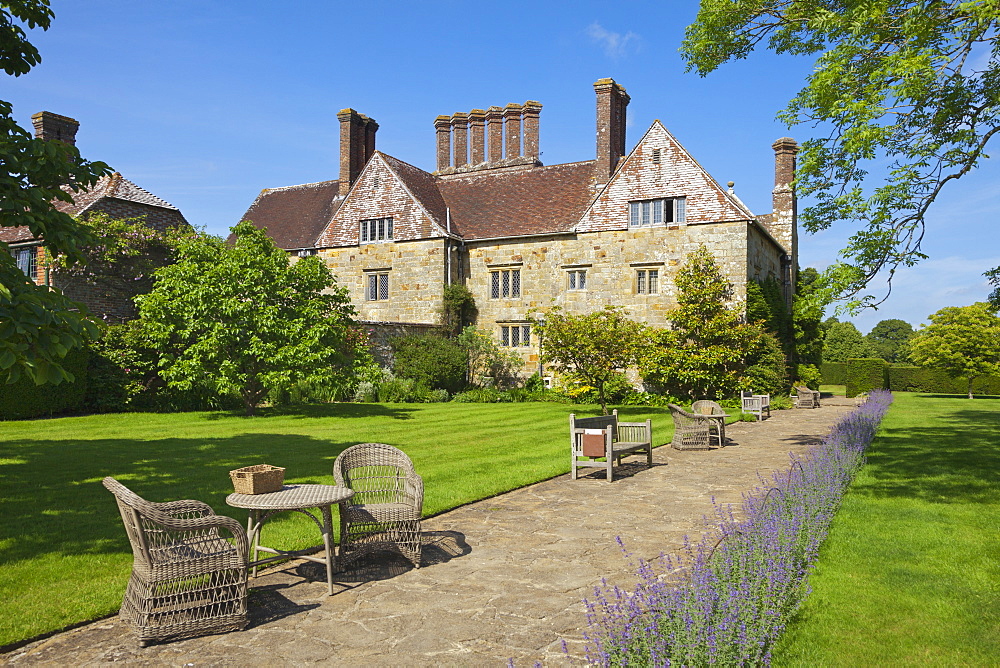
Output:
[
  {"xmin": 440, "ymin": 284, "xmax": 477, "ymax": 337},
  {"xmin": 887, "ymin": 366, "xmax": 1000, "ymax": 394},
  {"xmin": 846, "ymin": 358, "xmax": 887, "ymax": 397},
  {"xmin": 743, "ymin": 331, "xmax": 789, "ymax": 396},
  {"xmin": 0, "ymin": 346, "xmax": 89, "ymax": 420},
  {"xmin": 377, "ymin": 376, "xmax": 428, "ymax": 403},
  {"xmin": 391, "ymin": 334, "xmax": 467, "ymax": 394},
  {"xmin": 796, "ymin": 363, "xmax": 822, "ymax": 390},
  {"xmin": 582, "ymin": 391, "xmax": 893, "ymax": 665},
  {"xmin": 821, "ymin": 362, "xmax": 848, "ymax": 385},
  {"xmin": 457, "ymin": 326, "xmax": 523, "ymax": 389},
  {"xmin": 769, "ymin": 394, "xmax": 794, "ymax": 410}
]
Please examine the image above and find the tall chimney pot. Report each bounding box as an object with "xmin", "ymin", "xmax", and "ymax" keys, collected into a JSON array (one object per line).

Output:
[
  {"xmin": 468, "ymin": 109, "xmax": 486, "ymax": 165},
  {"xmin": 593, "ymin": 78, "xmax": 630, "ymax": 183},
  {"xmin": 486, "ymin": 106, "xmax": 504, "ymax": 163},
  {"xmin": 451, "ymin": 112, "xmax": 470, "ymax": 167},
  {"xmin": 522, "ymin": 101, "xmax": 542, "ymax": 162},
  {"xmin": 31, "ymin": 111, "xmax": 79, "ymax": 146},
  {"xmin": 435, "ymin": 115, "xmax": 452, "ymax": 171},
  {"xmin": 338, "ymin": 108, "xmax": 376, "ymax": 196},
  {"xmin": 503, "ymin": 103, "xmax": 523, "ymax": 161}
]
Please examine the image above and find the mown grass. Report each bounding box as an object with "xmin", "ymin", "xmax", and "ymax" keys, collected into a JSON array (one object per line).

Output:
[
  {"xmin": 775, "ymin": 392, "xmax": 1000, "ymax": 665},
  {"xmin": 0, "ymin": 401, "xmax": 668, "ymax": 647}
]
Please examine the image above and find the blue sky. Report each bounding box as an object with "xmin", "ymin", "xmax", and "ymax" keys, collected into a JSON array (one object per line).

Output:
[{"xmin": 6, "ymin": 0, "xmax": 998, "ymax": 333}]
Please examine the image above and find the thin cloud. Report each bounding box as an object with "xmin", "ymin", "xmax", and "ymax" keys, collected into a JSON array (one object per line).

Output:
[{"xmin": 587, "ymin": 22, "xmax": 641, "ymax": 59}]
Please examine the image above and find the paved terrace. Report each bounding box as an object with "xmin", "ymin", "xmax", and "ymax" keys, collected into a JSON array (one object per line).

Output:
[{"xmin": 5, "ymin": 397, "xmax": 859, "ymax": 666}]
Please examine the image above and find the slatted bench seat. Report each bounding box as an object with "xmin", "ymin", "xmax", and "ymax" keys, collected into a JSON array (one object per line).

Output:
[{"xmin": 570, "ymin": 409, "xmax": 653, "ymax": 482}]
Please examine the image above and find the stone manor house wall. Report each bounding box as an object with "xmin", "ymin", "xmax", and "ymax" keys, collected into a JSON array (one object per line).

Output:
[{"xmin": 238, "ymin": 78, "xmax": 799, "ymax": 375}]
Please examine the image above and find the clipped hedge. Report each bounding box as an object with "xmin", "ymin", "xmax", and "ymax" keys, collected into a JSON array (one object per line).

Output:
[
  {"xmin": 0, "ymin": 347, "xmax": 90, "ymax": 420},
  {"xmin": 821, "ymin": 362, "xmax": 848, "ymax": 385},
  {"xmin": 846, "ymin": 358, "xmax": 887, "ymax": 397},
  {"xmin": 887, "ymin": 366, "xmax": 1000, "ymax": 395}
]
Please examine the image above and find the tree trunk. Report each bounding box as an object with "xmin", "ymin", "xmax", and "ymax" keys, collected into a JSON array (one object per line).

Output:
[{"xmin": 968, "ymin": 377, "xmax": 974, "ymax": 399}]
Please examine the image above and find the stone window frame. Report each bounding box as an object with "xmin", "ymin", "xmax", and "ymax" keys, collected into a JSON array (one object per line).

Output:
[
  {"xmin": 364, "ymin": 269, "xmax": 390, "ymax": 301},
  {"xmin": 632, "ymin": 262, "xmax": 664, "ymax": 295},
  {"xmin": 359, "ymin": 217, "xmax": 393, "ymax": 243},
  {"xmin": 629, "ymin": 197, "xmax": 686, "ymax": 227},
  {"xmin": 563, "ymin": 263, "xmax": 591, "ymax": 291},
  {"xmin": 499, "ymin": 322, "xmax": 531, "ymax": 348},
  {"xmin": 489, "ymin": 264, "xmax": 522, "ymax": 299}
]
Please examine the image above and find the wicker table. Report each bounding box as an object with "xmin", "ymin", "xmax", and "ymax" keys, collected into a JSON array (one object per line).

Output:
[{"xmin": 226, "ymin": 484, "xmax": 354, "ymax": 596}]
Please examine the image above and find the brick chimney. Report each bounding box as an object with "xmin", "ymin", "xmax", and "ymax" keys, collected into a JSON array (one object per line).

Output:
[
  {"xmin": 31, "ymin": 111, "xmax": 79, "ymax": 145},
  {"xmin": 771, "ymin": 137, "xmax": 799, "ymax": 297},
  {"xmin": 435, "ymin": 115, "xmax": 452, "ymax": 171},
  {"xmin": 451, "ymin": 112, "xmax": 469, "ymax": 167},
  {"xmin": 338, "ymin": 109, "xmax": 377, "ymax": 196},
  {"xmin": 593, "ymin": 78, "xmax": 629, "ymax": 183},
  {"xmin": 503, "ymin": 103, "xmax": 523, "ymax": 161},
  {"xmin": 469, "ymin": 109, "xmax": 486, "ymax": 165},
  {"xmin": 522, "ymin": 101, "xmax": 542, "ymax": 162},
  {"xmin": 486, "ymin": 106, "xmax": 504, "ymax": 163}
]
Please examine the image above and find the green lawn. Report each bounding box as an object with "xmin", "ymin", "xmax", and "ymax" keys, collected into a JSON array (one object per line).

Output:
[
  {"xmin": 0, "ymin": 401, "xmax": 668, "ymax": 648},
  {"xmin": 775, "ymin": 392, "xmax": 1000, "ymax": 665}
]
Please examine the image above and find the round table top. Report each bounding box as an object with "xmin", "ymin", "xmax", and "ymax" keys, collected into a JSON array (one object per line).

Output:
[{"xmin": 226, "ymin": 483, "xmax": 354, "ymax": 510}]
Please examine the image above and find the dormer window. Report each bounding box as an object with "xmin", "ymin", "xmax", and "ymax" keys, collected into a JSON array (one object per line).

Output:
[
  {"xmin": 360, "ymin": 217, "xmax": 393, "ymax": 243},
  {"xmin": 629, "ymin": 197, "xmax": 686, "ymax": 227}
]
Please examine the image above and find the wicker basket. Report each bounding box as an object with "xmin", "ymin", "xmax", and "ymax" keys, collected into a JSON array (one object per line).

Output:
[{"xmin": 230, "ymin": 464, "xmax": 285, "ymax": 495}]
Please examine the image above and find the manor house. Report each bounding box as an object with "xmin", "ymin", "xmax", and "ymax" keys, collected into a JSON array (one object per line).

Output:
[{"xmin": 238, "ymin": 78, "xmax": 798, "ymax": 370}]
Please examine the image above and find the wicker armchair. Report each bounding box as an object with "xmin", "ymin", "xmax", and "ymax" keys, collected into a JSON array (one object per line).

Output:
[
  {"xmin": 668, "ymin": 404, "xmax": 715, "ymax": 450},
  {"xmin": 691, "ymin": 400, "xmax": 727, "ymax": 447},
  {"xmin": 795, "ymin": 386, "xmax": 821, "ymax": 408},
  {"xmin": 333, "ymin": 443, "xmax": 423, "ymax": 569},
  {"xmin": 102, "ymin": 477, "xmax": 248, "ymax": 646}
]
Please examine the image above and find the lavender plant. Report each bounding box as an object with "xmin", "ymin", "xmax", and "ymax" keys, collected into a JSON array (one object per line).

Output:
[{"xmin": 583, "ymin": 390, "xmax": 893, "ymax": 666}]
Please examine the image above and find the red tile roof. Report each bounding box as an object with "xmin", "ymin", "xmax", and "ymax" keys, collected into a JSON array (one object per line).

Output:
[
  {"xmin": 0, "ymin": 226, "xmax": 37, "ymax": 244},
  {"xmin": 237, "ymin": 180, "xmax": 343, "ymax": 249},
  {"xmin": 437, "ymin": 161, "xmax": 597, "ymax": 240}
]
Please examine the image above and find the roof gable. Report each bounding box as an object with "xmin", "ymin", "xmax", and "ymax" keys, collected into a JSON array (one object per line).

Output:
[
  {"xmin": 318, "ymin": 152, "xmax": 449, "ymax": 247},
  {"xmin": 575, "ymin": 121, "xmax": 753, "ymax": 233}
]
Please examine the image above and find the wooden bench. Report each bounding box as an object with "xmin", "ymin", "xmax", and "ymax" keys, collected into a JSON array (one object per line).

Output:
[
  {"xmin": 741, "ymin": 391, "xmax": 771, "ymax": 420},
  {"xmin": 794, "ymin": 386, "xmax": 821, "ymax": 408},
  {"xmin": 569, "ymin": 410, "xmax": 653, "ymax": 482}
]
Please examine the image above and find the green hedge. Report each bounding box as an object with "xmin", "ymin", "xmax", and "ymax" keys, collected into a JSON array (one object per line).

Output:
[
  {"xmin": 821, "ymin": 362, "xmax": 848, "ymax": 385},
  {"xmin": 846, "ymin": 358, "xmax": 887, "ymax": 397},
  {"xmin": 887, "ymin": 366, "xmax": 1000, "ymax": 395},
  {"xmin": 0, "ymin": 347, "xmax": 90, "ymax": 420}
]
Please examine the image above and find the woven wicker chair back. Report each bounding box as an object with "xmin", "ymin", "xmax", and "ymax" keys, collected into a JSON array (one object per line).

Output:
[{"xmin": 333, "ymin": 443, "xmax": 416, "ymax": 506}]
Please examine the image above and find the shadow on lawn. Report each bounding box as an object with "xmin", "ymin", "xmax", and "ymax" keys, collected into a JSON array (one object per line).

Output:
[
  {"xmin": 199, "ymin": 402, "xmax": 418, "ymax": 421},
  {"xmin": 0, "ymin": 432, "xmax": 359, "ymax": 565},
  {"xmin": 855, "ymin": 401, "xmax": 1000, "ymax": 505}
]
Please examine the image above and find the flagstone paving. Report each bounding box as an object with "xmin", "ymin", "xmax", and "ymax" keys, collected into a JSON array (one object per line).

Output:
[{"xmin": 4, "ymin": 397, "xmax": 859, "ymax": 667}]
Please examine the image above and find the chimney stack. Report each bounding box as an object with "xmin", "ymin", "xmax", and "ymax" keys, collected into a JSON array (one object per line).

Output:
[
  {"xmin": 771, "ymin": 137, "xmax": 800, "ymax": 298},
  {"xmin": 31, "ymin": 111, "xmax": 79, "ymax": 145},
  {"xmin": 522, "ymin": 101, "xmax": 542, "ymax": 162},
  {"xmin": 469, "ymin": 109, "xmax": 486, "ymax": 165},
  {"xmin": 338, "ymin": 109, "xmax": 377, "ymax": 196},
  {"xmin": 435, "ymin": 116, "xmax": 452, "ymax": 171},
  {"xmin": 486, "ymin": 106, "xmax": 504, "ymax": 163},
  {"xmin": 593, "ymin": 78, "xmax": 629, "ymax": 183},
  {"xmin": 503, "ymin": 103, "xmax": 523, "ymax": 162},
  {"xmin": 451, "ymin": 112, "xmax": 469, "ymax": 167}
]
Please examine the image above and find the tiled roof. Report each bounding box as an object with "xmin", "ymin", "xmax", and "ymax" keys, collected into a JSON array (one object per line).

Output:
[
  {"xmin": 0, "ymin": 226, "xmax": 38, "ymax": 244},
  {"xmin": 52, "ymin": 172, "xmax": 180, "ymax": 217},
  {"xmin": 437, "ymin": 161, "xmax": 597, "ymax": 240},
  {"xmin": 237, "ymin": 180, "xmax": 343, "ymax": 249}
]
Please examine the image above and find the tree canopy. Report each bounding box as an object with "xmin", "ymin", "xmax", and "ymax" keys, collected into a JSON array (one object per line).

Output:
[
  {"xmin": 865, "ymin": 317, "xmax": 915, "ymax": 363},
  {"xmin": 822, "ymin": 320, "xmax": 876, "ymax": 363},
  {"xmin": 533, "ymin": 305, "xmax": 647, "ymax": 415},
  {"xmin": 683, "ymin": 1, "xmax": 1000, "ymax": 310},
  {"xmin": 137, "ymin": 221, "xmax": 359, "ymax": 416},
  {"xmin": 1, "ymin": 0, "xmax": 112, "ymax": 384},
  {"xmin": 908, "ymin": 302, "xmax": 1000, "ymax": 398}
]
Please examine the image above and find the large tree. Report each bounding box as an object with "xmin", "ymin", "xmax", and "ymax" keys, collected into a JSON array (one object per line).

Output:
[
  {"xmin": 137, "ymin": 221, "xmax": 359, "ymax": 416},
  {"xmin": 683, "ymin": 1, "xmax": 1000, "ymax": 310},
  {"xmin": 908, "ymin": 302, "xmax": 1000, "ymax": 398},
  {"xmin": 1, "ymin": 0, "xmax": 111, "ymax": 384},
  {"xmin": 822, "ymin": 320, "xmax": 876, "ymax": 363},
  {"xmin": 532, "ymin": 305, "xmax": 648, "ymax": 415},
  {"xmin": 865, "ymin": 318, "xmax": 915, "ymax": 363},
  {"xmin": 640, "ymin": 245, "xmax": 766, "ymax": 399}
]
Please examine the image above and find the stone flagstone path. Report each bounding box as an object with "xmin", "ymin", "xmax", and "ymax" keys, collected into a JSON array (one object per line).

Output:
[{"xmin": 3, "ymin": 397, "xmax": 859, "ymax": 666}]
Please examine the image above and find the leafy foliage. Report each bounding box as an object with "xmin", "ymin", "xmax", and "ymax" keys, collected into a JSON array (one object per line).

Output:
[
  {"xmin": 641, "ymin": 246, "xmax": 764, "ymax": 400},
  {"xmin": 795, "ymin": 363, "xmax": 822, "ymax": 391},
  {"xmin": 794, "ymin": 267, "xmax": 824, "ymax": 366},
  {"xmin": 846, "ymin": 358, "xmax": 888, "ymax": 398},
  {"xmin": 744, "ymin": 330, "xmax": 790, "ymax": 397},
  {"xmin": 908, "ymin": 302, "xmax": 1000, "ymax": 398},
  {"xmin": 865, "ymin": 318, "xmax": 915, "ymax": 363},
  {"xmin": 683, "ymin": 1, "xmax": 1000, "ymax": 309},
  {"xmin": 137, "ymin": 221, "xmax": 358, "ymax": 416},
  {"xmin": 985, "ymin": 266, "xmax": 1000, "ymax": 309},
  {"xmin": 439, "ymin": 283, "xmax": 476, "ymax": 338},
  {"xmin": 887, "ymin": 364, "xmax": 1000, "ymax": 395},
  {"xmin": 533, "ymin": 304, "xmax": 648, "ymax": 415},
  {"xmin": 1, "ymin": 1, "xmax": 112, "ymax": 384},
  {"xmin": 822, "ymin": 321, "xmax": 877, "ymax": 363},
  {"xmin": 455, "ymin": 325, "xmax": 522, "ymax": 389},
  {"xmin": 390, "ymin": 334, "xmax": 467, "ymax": 394}
]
